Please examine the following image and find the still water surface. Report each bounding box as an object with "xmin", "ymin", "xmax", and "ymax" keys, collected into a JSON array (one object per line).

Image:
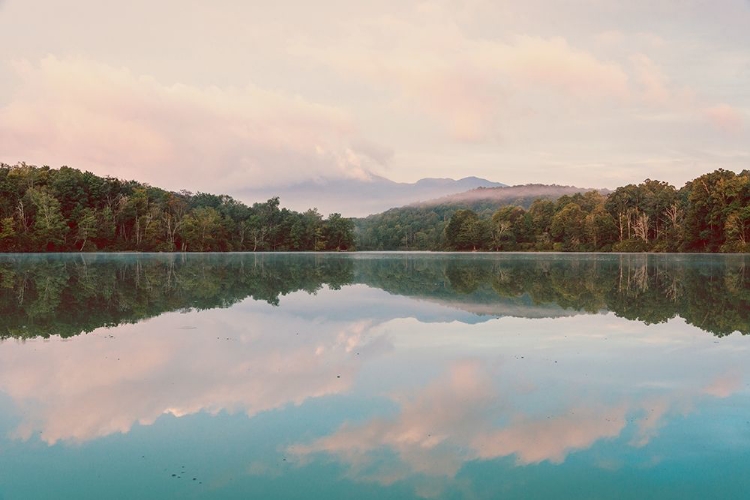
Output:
[{"xmin": 0, "ymin": 253, "xmax": 748, "ymax": 499}]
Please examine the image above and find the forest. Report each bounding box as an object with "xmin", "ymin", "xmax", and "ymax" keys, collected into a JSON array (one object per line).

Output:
[
  {"xmin": 2, "ymin": 163, "xmax": 750, "ymax": 253},
  {"xmin": 356, "ymin": 169, "xmax": 750, "ymax": 252},
  {"xmin": 0, "ymin": 163, "xmax": 354, "ymax": 252}
]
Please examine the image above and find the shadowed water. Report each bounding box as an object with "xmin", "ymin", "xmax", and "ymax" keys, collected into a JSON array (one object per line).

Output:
[{"xmin": 0, "ymin": 253, "xmax": 748, "ymax": 499}]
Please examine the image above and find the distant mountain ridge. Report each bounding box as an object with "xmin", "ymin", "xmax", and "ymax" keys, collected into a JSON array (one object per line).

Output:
[
  {"xmin": 411, "ymin": 183, "xmax": 608, "ymax": 210},
  {"xmin": 237, "ymin": 175, "xmax": 506, "ymax": 217}
]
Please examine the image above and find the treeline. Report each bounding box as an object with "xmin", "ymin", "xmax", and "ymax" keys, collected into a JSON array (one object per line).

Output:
[
  {"xmin": 0, "ymin": 163, "xmax": 355, "ymax": 252},
  {"xmin": 354, "ymin": 185, "xmax": 598, "ymax": 250},
  {"xmin": 357, "ymin": 170, "xmax": 750, "ymax": 252}
]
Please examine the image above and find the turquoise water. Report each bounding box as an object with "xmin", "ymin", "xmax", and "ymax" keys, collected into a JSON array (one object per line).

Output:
[{"xmin": 0, "ymin": 253, "xmax": 748, "ymax": 499}]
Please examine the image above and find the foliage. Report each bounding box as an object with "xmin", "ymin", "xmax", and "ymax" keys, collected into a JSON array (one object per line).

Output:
[
  {"xmin": 0, "ymin": 163, "xmax": 355, "ymax": 252},
  {"xmin": 356, "ymin": 170, "xmax": 750, "ymax": 253},
  {"xmin": 4, "ymin": 163, "xmax": 750, "ymax": 254}
]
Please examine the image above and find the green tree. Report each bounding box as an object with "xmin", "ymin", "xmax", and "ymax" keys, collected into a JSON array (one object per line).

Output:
[
  {"xmin": 0, "ymin": 216, "xmax": 16, "ymax": 251},
  {"xmin": 75, "ymin": 207, "xmax": 98, "ymax": 251},
  {"xmin": 445, "ymin": 209, "xmax": 490, "ymax": 250},
  {"xmin": 181, "ymin": 207, "xmax": 223, "ymax": 251},
  {"xmin": 491, "ymin": 206, "xmax": 527, "ymax": 250},
  {"xmin": 584, "ymin": 206, "xmax": 617, "ymax": 250},
  {"xmin": 28, "ymin": 187, "xmax": 69, "ymax": 250},
  {"xmin": 550, "ymin": 203, "xmax": 586, "ymax": 251},
  {"xmin": 323, "ymin": 213, "xmax": 355, "ymax": 250}
]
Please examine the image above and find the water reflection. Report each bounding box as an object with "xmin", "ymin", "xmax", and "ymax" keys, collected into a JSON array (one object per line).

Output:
[
  {"xmin": 0, "ymin": 253, "xmax": 354, "ymax": 339},
  {"xmin": 0, "ymin": 253, "xmax": 748, "ymax": 499},
  {"xmin": 0, "ymin": 290, "xmax": 383, "ymax": 444},
  {"xmin": 290, "ymin": 355, "xmax": 743, "ymax": 483},
  {"xmin": 1, "ymin": 253, "xmax": 749, "ymax": 339}
]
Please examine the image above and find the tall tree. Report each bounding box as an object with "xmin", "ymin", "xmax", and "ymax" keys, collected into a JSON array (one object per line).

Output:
[{"xmin": 27, "ymin": 187, "xmax": 69, "ymax": 250}]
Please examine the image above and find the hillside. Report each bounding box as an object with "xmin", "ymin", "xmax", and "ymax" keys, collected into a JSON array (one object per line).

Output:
[
  {"xmin": 355, "ymin": 184, "xmax": 603, "ymax": 250},
  {"xmin": 413, "ymin": 184, "xmax": 608, "ymax": 211}
]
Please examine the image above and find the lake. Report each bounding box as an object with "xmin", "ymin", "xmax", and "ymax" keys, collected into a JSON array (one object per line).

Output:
[{"xmin": 0, "ymin": 252, "xmax": 748, "ymax": 499}]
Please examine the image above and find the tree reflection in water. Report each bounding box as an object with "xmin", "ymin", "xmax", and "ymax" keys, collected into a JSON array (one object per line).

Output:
[{"xmin": 1, "ymin": 253, "xmax": 748, "ymax": 339}]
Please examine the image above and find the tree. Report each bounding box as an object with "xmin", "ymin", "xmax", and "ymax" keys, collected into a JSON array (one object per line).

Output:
[
  {"xmin": 550, "ymin": 203, "xmax": 586, "ymax": 251},
  {"xmin": 27, "ymin": 187, "xmax": 69, "ymax": 250},
  {"xmin": 75, "ymin": 208, "xmax": 98, "ymax": 251},
  {"xmin": 723, "ymin": 206, "xmax": 750, "ymax": 252},
  {"xmin": 605, "ymin": 184, "xmax": 642, "ymax": 242},
  {"xmin": 445, "ymin": 209, "xmax": 490, "ymax": 250},
  {"xmin": 681, "ymin": 169, "xmax": 743, "ymax": 251},
  {"xmin": 584, "ymin": 206, "xmax": 617, "ymax": 250},
  {"xmin": 180, "ymin": 207, "xmax": 223, "ymax": 251},
  {"xmin": 527, "ymin": 199, "xmax": 555, "ymax": 249},
  {"xmin": 491, "ymin": 206, "xmax": 526, "ymax": 250},
  {"xmin": 0, "ymin": 216, "xmax": 16, "ymax": 251},
  {"xmin": 323, "ymin": 213, "xmax": 355, "ymax": 250},
  {"xmin": 94, "ymin": 206, "xmax": 116, "ymax": 249}
]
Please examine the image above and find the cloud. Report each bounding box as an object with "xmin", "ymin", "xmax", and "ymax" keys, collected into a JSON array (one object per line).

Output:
[
  {"xmin": 474, "ymin": 406, "xmax": 628, "ymax": 464},
  {"xmin": 291, "ymin": 12, "xmax": 631, "ymax": 142},
  {"xmin": 290, "ymin": 359, "xmax": 746, "ymax": 486},
  {"xmin": 289, "ymin": 360, "xmax": 494, "ymax": 482},
  {"xmin": 629, "ymin": 54, "xmax": 672, "ymax": 105},
  {"xmin": 704, "ymin": 103, "xmax": 744, "ymax": 134},
  {"xmin": 350, "ymin": 138, "xmax": 394, "ymax": 166},
  {"xmin": 0, "ymin": 56, "xmax": 383, "ymax": 193},
  {"xmin": 281, "ymin": 2, "xmax": 746, "ymax": 181},
  {"xmin": 0, "ymin": 309, "xmax": 384, "ymax": 445},
  {"xmin": 289, "ymin": 360, "xmax": 635, "ymax": 482},
  {"xmin": 703, "ymin": 370, "xmax": 743, "ymax": 398}
]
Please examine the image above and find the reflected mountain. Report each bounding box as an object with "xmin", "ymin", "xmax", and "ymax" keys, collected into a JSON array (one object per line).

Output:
[{"xmin": 1, "ymin": 252, "xmax": 749, "ymax": 339}]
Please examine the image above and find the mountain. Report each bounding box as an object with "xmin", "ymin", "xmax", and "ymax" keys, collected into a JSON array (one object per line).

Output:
[{"xmin": 237, "ymin": 175, "xmax": 506, "ymax": 217}]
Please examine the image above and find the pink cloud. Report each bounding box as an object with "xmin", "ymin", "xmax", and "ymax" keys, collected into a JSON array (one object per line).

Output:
[
  {"xmin": 0, "ymin": 56, "xmax": 380, "ymax": 193},
  {"xmin": 499, "ymin": 36, "xmax": 630, "ymax": 100},
  {"xmin": 474, "ymin": 406, "xmax": 628, "ymax": 464},
  {"xmin": 290, "ymin": 356, "xmax": 747, "ymax": 485},
  {"xmin": 292, "ymin": 14, "xmax": 632, "ymax": 142},
  {"xmin": 702, "ymin": 370, "xmax": 743, "ymax": 398},
  {"xmin": 0, "ymin": 312, "xmax": 382, "ymax": 444},
  {"xmin": 704, "ymin": 103, "xmax": 744, "ymax": 133},
  {"xmin": 289, "ymin": 360, "xmax": 635, "ymax": 481}
]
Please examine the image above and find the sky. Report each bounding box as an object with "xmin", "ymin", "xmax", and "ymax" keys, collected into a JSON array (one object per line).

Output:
[{"xmin": 1, "ymin": 0, "xmax": 749, "ymax": 195}]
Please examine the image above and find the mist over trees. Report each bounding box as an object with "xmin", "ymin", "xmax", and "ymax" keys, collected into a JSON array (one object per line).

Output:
[
  {"xmin": 356, "ymin": 170, "xmax": 750, "ymax": 252},
  {"xmin": 0, "ymin": 163, "xmax": 354, "ymax": 252},
  {"xmin": 355, "ymin": 184, "xmax": 603, "ymax": 250}
]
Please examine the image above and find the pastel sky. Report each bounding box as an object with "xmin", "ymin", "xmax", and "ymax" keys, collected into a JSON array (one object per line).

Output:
[{"xmin": 1, "ymin": 0, "xmax": 748, "ymax": 194}]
